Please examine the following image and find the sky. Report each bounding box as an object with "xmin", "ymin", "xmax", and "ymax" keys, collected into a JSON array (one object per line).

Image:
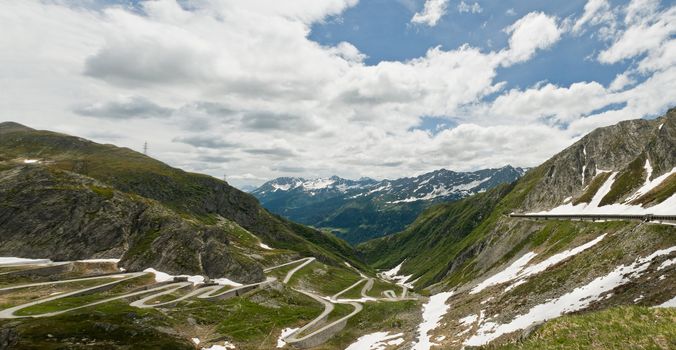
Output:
[{"xmin": 1, "ymin": 0, "xmax": 674, "ymax": 189}]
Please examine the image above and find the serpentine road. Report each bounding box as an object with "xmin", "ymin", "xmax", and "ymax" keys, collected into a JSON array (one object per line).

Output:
[{"xmin": 0, "ymin": 256, "xmax": 415, "ymax": 348}]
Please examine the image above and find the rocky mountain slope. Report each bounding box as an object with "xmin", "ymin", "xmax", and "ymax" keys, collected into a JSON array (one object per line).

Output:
[
  {"xmin": 0, "ymin": 122, "xmax": 364, "ymax": 282},
  {"xmin": 358, "ymin": 109, "xmax": 675, "ymax": 348},
  {"xmin": 252, "ymin": 166, "xmax": 525, "ymax": 243}
]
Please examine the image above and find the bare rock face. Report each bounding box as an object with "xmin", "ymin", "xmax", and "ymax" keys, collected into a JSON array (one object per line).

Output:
[
  {"xmin": 519, "ymin": 108, "xmax": 676, "ymax": 211},
  {"xmin": 0, "ymin": 165, "xmax": 264, "ymax": 283}
]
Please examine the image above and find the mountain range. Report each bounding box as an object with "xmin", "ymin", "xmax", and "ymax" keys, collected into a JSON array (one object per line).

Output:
[
  {"xmin": 0, "ymin": 122, "xmax": 364, "ymax": 283},
  {"xmin": 252, "ymin": 166, "xmax": 526, "ymax": 243},
  {"xmin": 356, "ymin": 108, "xmax": 675, "ymax": 347},
  {"xmin": 0, "ymin": 108, "xmax": 674, "ymax": 349}
]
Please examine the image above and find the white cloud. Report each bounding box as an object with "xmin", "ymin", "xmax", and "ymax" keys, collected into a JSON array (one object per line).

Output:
[
  {"xmin": 572, "ymin": 0, "xmax": 616, "ymax": 37},
  {"xmin": 0, "ymin": 0, "xmax": 673, "ymax": 188},
  {"xmin": 608, "ymin": 72, "xmax": 636, "ymax": 91},
  {"xmin": 598, "ymin": 1, "xmax": 675, "ymax": 67},
  {"xmin": 457, "ymin": 1, "xmax": 482, "ymax": 14},
  {"xmin": 411, "ymin": 0, "xmax": 449, "ymax": 26},
  {"xmin": 502, "ymin": 12, "xmax": 562, "ymax": 64}
]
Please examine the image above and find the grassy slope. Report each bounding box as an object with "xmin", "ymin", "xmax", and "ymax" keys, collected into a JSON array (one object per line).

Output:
[
  {"xmin": 287, "ymin": 260, "xmax": 363, "ymax": 296},
  {"xmin": 0, "ymin": 123, "xmax": 365, "ymax": 270},
  {"xmin": 357, "ymin": 182, "xmax": 518, "ymax": 288},
  {"xmin": 599, "ymin": 153, "xmax": 646, "ymax": 206},
  {"xmin": 494, "ymin": 306, "xmax": 675, "ymax": 350},
  {"xmin": 0, "ymin": 301, "xmax": 194, "ymax": 349},
  {"xmin": 357, "ymin": 111, "xmax": 674, "ymax": 290}
]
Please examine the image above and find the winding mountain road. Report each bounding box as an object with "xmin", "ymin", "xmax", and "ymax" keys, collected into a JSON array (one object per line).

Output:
[{"xmin": 0, "ymin": 256, "xmax": 414, "ymax": 348}]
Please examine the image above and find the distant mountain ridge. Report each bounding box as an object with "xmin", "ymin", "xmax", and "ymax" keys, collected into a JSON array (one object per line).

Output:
[{"xmin": 252, "ymin": 166, "xmax": 526, "ymax": 243}]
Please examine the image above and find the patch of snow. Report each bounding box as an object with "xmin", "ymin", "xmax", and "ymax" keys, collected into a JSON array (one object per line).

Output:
[
  {"xmin": 192, "ymin": 338, "xmax": 200, "ymax": 345},
  {"xmin": 388, "ymin": 177, "xmax": 491, "ymax": 204},
  {"xmin": 658, "ymin": 123, "xmax": 664, "ymax": 130},
  {"xmin": 450, "ymin": 176, "xmax": 492, "ymax": 192},
  {"xmin": 503, "ymin": 279, "xmax": 527, "ymax": 293},
  {"xmin": 345, "ymin": 332, "xmax": 404, "ymax": 350},
  {"xmin": 435, "ymin": 335, "xmax": 446, "ymax": 342},
  {"xmin": 0, "ymin": 257, "xmax": 52, "ymax": 265},
  {"xmin": 581, "ymin": 165, "xmax": 586, "ymax": 184},
  {"xmin": 465, "ymin": 246, "xmax": 676, "ymax": 346},
  {"xmin": 259, "ymin": 242, "xmax": 273, "ymax": 250},
  {"xmin": 276, "ymin": 327, "xmax": 299, "ymax": 348},
  {"xmin": 563, "ymin": 196, "xmax": 572, "ymax": 204},
  {"xmin": 378, "ymin": 261, "xmax": 416, "ymax": 288},
  {"xmin": 458, "ymin": 314, "xmax": 478, "ymax": 326},
  {"xmin": 510, "ymin": 234, "xmax": 606, "ymax": 283},
  {"xmin": 589, "ymin": 173, "xmax": 617, "ymax": 207},
  {"xmin": 367, "ymin": 183, "xmax": 391, "ymax": 195},
  {"xmin": 143, "ymin": 268, "xmax": 205, "ymax": 285},
  {"xmin": 475, "ymin": 234, "xmax": 606, "ymax": 294},
  {"xmin": 530, "ymin": 167, "xmax": 676, "ymax": 216},
  {"xmin": 202, "ymin": 341, "xmax": 236, "ymax": 350},
  {"xmin": 633, "ymin": 295, "xmax": 644, "ymax": 302},
  {"xmin": 656, "ymin": 296, "xmax": 676, "ymax": 308},
  {"xmin": 626, "ymin": 166, "xmax": 674, "ymax": 202},
  {"xmin": 271, "ymin": 183, "xmax": 291, "ymax": 192},
  {"xmin": 23, "ymin": 159, "xmax": 39, "ymax": 164},
  {"xmin": 470, "ymin": 253, "xmax": 536, "ymax": 294},
  {"xmin": 412, "ymin": 292, "xmax": 454, "ymax": 350},
  {"xmin": 302, "ymin": 178, "xmax": 336, "ymax": 190},
  {"xmin": 480, "ymin": 297, "xmax": 494, "ymax": 305},
  {"xmin": 659, "ymin": 275, "xmax": 666, "ymax": 280},
  {"xmin": 657, "ymin": 258, "xmax": 675, "ymax": 270},
  {"xmin": 380, "ymin": 262, "xmax": 403, "ymax": 278},
  {"xmin": 212, "ymin": 277, "xmax": 243, "ymax": 287}
]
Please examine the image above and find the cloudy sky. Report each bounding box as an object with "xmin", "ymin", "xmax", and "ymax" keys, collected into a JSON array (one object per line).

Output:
[{"xmin": 1, "ymin": 0, "xmax": 674, "ymax": 189}]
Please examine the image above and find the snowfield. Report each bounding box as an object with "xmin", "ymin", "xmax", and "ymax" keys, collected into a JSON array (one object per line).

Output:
[
  {"xmin": 412, "ymin": 292, "xmax": 454, "ymax": 350},
  {"xmin": 345, "ymin": 332, "xmax": 404, "ymax": 350},
  {"xmin": 143, "ymin": 268, "xmax": 241, "ymax": 286},
  {"xmin": 464, "ymin": 245, "xmax": 676, "ymax": 346},
  {"xmin": 276, "ymin": 327, "xmax": 299, "ymax": 348},
  {"xmin": 530, "ymin": 165, "xmax": 676, "ymax": 216},
  {"xmin": 471, "ymin": 233, "xmax": 608, "ymax": 294},
  {"xmin": 378, "ymin": 261, "xmax": 416, "ymax": 288}
]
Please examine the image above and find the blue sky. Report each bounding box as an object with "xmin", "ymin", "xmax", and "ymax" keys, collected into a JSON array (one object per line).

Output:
[
  {"xmin": 1, "ymin": 0, "xmax": 674, "ymax": 187},
  {"xmin": 310, "ymin": 0, "xmax": 633, "ymax": 89}
]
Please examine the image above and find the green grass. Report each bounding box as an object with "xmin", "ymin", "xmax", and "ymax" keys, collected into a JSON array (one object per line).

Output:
[
  {"xmin": 326, "ymin": 302, "xmax": 355, "ymax": 323},
  {"xmin": 0, "ymin": 300, "xmax": 192, "ymax": 349},
  {"xmin": 287, "ymin": 261, "xmax": 363, "ymax": 297},
  {"xmin": 15, "ymin": 274, "xmax": 154, "ymax": 316},
  {"xmin": 631, "ymin": 173, "xmax": 676, "ymax": 206},
  {"xmin": 573, "ymin": 172, "xmax": 612, "ymax": 205},
  {"xmin": 324, "ymin": 300, "xmax": 420, "ymax": 349},
  {"xmin": 0, "ymin": 278, "xmax": 121, "ymax": 310},
  {"xmin": 264, "ymin": 260, "xmax": 306, "ymax": 281},
  {"xmin": 89, "ymin": 185, "xmax": 114, "ymax": 199},
  {"xmin": 0, "ymin": 125, "xmax": 368, "ymax": 275},
  {"xmin": 358, "ymin": 182, "xmax": 517, "ymax": 289},
  {"xmin": 495, "ymin": 306, "xmax": 676, "ymax": 350},
  {"xmin": 364, "ymin": 279, "xmax": 399, "ymax": 299},
  {"xmin": 297, "ymin": 302, "xmax": 356, "ymax": 337},
  {"xmin": 167, "ymin": 286, "xmax": 322, "ymax": 348},
  {"xmin": 599, "ymin": 154, "xmax": 645, "ymax": 206},
  {"xmin": 338, "ymin": 279, "xmax": 368, "ymax": 299}
]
